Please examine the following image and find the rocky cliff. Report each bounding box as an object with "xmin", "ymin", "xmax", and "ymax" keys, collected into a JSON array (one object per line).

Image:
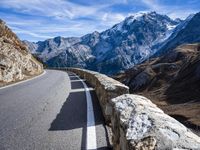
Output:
[
  {"xmin": 0, "ymin": 19, "xmax": 43, "ymax": 86},
  {"xmin": 115, "ymin": 43, "xmax": 200, "ymax": 134}
]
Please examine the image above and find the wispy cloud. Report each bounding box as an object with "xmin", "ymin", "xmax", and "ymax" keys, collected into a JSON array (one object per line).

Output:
[
  {"xmin": 141, "ymin": 0, "xmax": 161, "ymax": 10},
  {"xmin": 11, "ymin": 26, "xmax": 52, "ymax": 39},
  {"xmin": 101, "ymin": 13, "xmax": 125, "ymax": 26},
  {"xmin": 0, "ymin": 0, "xmax": 199, "ymax": 41},
  {"xmin": 0, "ymin": 0, "xmax": 109, "ymax": 19},
  {"xmin": 0, "ymin": 0, "xmax": 129, "ymax": 41}
]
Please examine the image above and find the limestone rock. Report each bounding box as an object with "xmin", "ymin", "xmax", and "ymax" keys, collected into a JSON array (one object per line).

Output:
[
  {"xmin": 0, "ymin": 19, "xmax": 43, "ymax": 85},
  {"xmin": 111, "ymin": 94, "xmax": 200, "ymax": 150}
]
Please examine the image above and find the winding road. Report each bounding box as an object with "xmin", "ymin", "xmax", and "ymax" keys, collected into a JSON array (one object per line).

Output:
[{"xmin": 0, "ymin": 70, "xmax": 110, "ymax": 150}]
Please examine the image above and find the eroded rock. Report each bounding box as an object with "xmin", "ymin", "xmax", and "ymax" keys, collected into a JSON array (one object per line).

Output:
[
  {"xmin": 111, "ymin": 94, "xmax": 200, "ymax": 150},
  {"xmin": 0, "ymin": 19, "xmax": 43, "ymax": 85}
]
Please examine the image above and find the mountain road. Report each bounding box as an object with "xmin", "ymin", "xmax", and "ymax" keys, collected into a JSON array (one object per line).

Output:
[{"xmin": 0, "ymin": 69, "xmax": 110, "ymax": 150}]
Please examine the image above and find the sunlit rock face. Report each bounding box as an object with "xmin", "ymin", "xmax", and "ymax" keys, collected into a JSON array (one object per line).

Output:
[{"xmin": 0, "ymin": 19, "xmax": 43, "ymax": 85}]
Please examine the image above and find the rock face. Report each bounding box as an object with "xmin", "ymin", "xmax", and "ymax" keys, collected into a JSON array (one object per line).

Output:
[
  {"xmin": 115, "ymin": 43, "xmax": 200, "ymax": 134},
  {"xmin": 0, "ymin": 19, "xmax": 43, "ymax": 85},
  {"xmin": 26, "ymin": 11, "xmax": 184, "ymax": 74},
  {"xmin": 111, "ymin": 94, "xmax": 200, "ymax": 150}
]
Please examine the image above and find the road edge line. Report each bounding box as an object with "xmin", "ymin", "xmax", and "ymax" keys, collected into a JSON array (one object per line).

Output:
[
  {"xmin": 74, "ymin": 74, "xmax": 97, "ymax": 150},
  {"xmin": 0, "ymin": 70, "xmax": 46, "ymax": 90}
]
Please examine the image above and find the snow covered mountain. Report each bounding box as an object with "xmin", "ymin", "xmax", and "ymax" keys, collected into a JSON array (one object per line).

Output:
[
  {"xmin": 25, "ymin": 11, "xmax": 200, "ymax": 74},
  {"xmin": 155, "ymin": 12, "xmax": 200, "ymax": 56}
]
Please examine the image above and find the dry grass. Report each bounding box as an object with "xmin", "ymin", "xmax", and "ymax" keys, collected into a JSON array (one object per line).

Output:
[{"xmin": 115, "ymin": 43, "xmax": 200, "ymax": 135}]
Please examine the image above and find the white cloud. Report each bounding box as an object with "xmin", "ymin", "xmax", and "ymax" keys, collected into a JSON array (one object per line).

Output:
[
  {"xmin": 0, "ymin": 0, "xmax": 109, "ymax": 19},
  {"xmin": 0, "ymin": 0, "xmax": 128, "ymax": 41},
  {"xmin": 102, "ymin": 13, "xmax": 108, "ymax": 21},
  {"xmin": 11, "ymin": 26, "xmax": 52, "ymax": 39},
  {"xmin": 101, "ymin": 12, "xmax": 125, "ymax": 26},
  {"xmin": 1, "ymin": 0, "xmax": 199, "ymax": 41},
  {"xmin": 141, "ymin": 0, "xmax": 161, "ymax": 10}
]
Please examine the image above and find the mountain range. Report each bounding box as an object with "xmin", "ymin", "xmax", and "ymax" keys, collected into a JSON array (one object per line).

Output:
[{"xmin": 25, "ymin": 11, "xmax": 200, "ymax": 75}]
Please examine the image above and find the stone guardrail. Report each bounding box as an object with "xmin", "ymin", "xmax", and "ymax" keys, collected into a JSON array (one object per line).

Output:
[
  {"xmin": 67, "ymin": 68, "xmax": 200, "ymax": 150},
  {"xmin": 68, "ymin": 68, "xmax": 129, "ymax": 123}
]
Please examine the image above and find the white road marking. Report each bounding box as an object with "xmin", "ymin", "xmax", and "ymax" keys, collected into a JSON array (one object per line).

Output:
[
  {"xmin": 0, "ymin": 70, "xmax": 46, "ymax": 90},
  {"xmin": 71, "ymin": 73, "xmax": 97, "ymax": 150},
  {"xmin": 70, "ymin": 88, "xmax": 94, "ymax": 93},
  {"xmin": 70, "ymin": 79, "xmax": 86, "ymax": 82}
]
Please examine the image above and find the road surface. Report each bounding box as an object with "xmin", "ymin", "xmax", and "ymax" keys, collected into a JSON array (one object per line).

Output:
[{"xmin": 0, "ymin": 70, "xmax": 110, "ymax": 150}]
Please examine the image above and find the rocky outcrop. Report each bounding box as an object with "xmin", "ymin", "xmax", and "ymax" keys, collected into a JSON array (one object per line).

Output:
[
  {"xmin": 69, "ymin": 68, "xmax": 200, "ymax": 149},
  {"xmin": 0, "ymin": 19, "xmax": 43, "ymax": 86},
  {"xmin": 111, "ymin": 94, "xmax": 200, "ymax": 150}
]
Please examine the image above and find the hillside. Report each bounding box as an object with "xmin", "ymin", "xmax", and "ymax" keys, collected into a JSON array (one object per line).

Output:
[
  {"xmin": 0, "ymin": 19, "xmax": 43, "ymax": 86},
  {"xmin": 115, "ymin": 43, "xmax": 200, "ymax": 132}
]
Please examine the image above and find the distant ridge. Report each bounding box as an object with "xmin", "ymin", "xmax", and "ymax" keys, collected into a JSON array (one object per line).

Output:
[{"xmin": 25, "ymin": 11, "xmax": 200, "ymax": 74}]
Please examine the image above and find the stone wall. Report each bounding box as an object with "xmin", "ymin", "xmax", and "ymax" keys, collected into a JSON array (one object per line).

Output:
[
  {"xmin": 68, "ymin": 68, "xmax": 200, "ymax": 150},
  {"xmin": 111, "ymin": 94, "xmax": 200, "ymax": 150},
  {"xmin": 68, "ymin": 68, "xmax": 129, "ymax": 123}
]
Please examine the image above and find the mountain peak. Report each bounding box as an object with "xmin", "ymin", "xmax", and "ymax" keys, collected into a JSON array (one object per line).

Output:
[
  {"xmin": 174, "ymin": 18, "xmax": 182, "ymax": 23},
  {"xmin": 93, "ymin": 31, "xmax": 99, "ymax": 34},
  {"xmin": 127, "ymin": 11, "xmax": 161, "ymax": 20},
  {"xmin": 25, "ymin": 11, "xmax": 200, "ymax": 74},
  {"xmin": 123, "ymin": 11, "xmax": 175, "ymax": 25},
  {"xmin": 110, "ymin": 11, "xmax": 177, "ymax": 33}
]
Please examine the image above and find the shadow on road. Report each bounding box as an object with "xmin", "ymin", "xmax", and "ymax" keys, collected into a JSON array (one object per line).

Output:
[
  {"xmin": 49, "ymin": 91, "xmax": 87, "ymax": 130},
  {"xmin": 49, "ymin": 73, "xmax": 111, "ymax": 149}
]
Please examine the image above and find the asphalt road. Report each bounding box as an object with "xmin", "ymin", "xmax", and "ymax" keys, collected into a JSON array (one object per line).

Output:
[{"xmin": 0, "ymin": 70, "xmax": 110, "ymax": 150}]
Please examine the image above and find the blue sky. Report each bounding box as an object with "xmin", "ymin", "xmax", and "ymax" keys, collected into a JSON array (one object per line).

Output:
[{"xmin": 0, "ymin": 0, "xmax": 199, "ymax": 42}]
